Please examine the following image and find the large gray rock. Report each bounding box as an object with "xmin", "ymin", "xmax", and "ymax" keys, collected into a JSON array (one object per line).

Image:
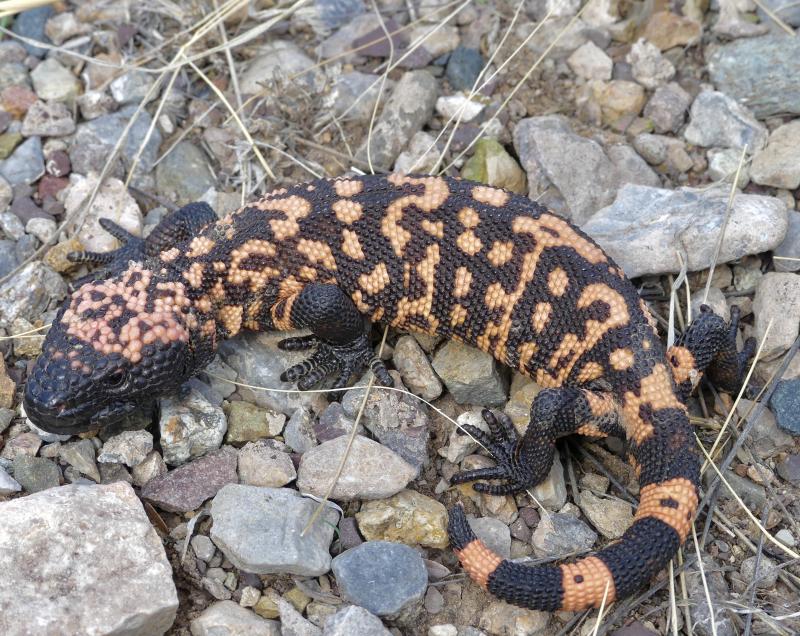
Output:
[
  {"xmin": 0, "ymin": 482, "xmax": 177, "ymax": 635},
  {"xmin": 752, "ymin": 273, "xmax": 800, "ymax": 361},
  {"xmin": 324, "ymin": 606, "xmax": 391, "ymax": 635},
  {"xmin": 708, "ymin": 35, "xmax": 800, "ymax": 118},
  {"xmin": 432, "ymin": 341, "xmax": 507, "ymax": 407},
  {"xmin": 331, "ymin": 541, "xmax": 428, "ymax": 617},
  {"xmin": 683, "ymin": 90, "xmax": 767, "ymax": 150},
  {"xmin": 356, "ymin": 70, "xmax": 438, "ymax": 170},
  {"xmin": 297, "ymin": 435, "xmax": 415, "ymax": 500},
  {"xmin": 582, "ymin": 185, "xmax": 788, "ymax": 278},
  {"xmin": 0, "ymin": 261, "xmax": 67, "ymax": 329},
  {"xmin": 513, "ymin": 115, "xmax": 656, "ymax": 224},
  {"xmin": 0, "ymin": 136, "xmax": 44, "ymax": 186},
  {"xmin": 190, "ymin": 601, "xmax": 280, "ymax": 636},
  {"xmin": 210, "ymin": 485, "xmax": 338, "ymax": 576}
]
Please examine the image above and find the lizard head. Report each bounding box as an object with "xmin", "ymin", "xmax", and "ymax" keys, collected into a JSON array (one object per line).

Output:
[{"xmin": 24, "ymin": 263, "xmax": 217, "ymax": 434}]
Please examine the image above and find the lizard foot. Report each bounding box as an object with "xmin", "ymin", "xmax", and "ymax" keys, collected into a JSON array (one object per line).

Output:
[{"xmin": 450, "ymin": 409, "xmax": 529, "ymax": 495}]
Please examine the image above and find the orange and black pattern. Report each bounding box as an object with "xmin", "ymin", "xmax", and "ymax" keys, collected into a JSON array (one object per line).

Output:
[{"xmin": 24, "ymin": 174, "xmax": 752, "ymax": 610}]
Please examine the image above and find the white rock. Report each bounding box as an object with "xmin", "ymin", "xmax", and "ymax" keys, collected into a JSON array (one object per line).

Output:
[
  {"xmin": 567, "ymin": 41, "xmax": 613, "ymax": 81},
  {"xmin": 435, "ymin": 93, "xmax": 485, "ymax": 123}
]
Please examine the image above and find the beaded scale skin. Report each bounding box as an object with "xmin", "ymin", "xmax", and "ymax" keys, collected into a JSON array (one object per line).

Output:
[{"xmin": 24, "ymin": 174, "xmax": 753, "ymax": 612}]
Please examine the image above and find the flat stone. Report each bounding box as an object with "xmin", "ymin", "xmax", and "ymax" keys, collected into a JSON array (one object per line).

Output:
[
  {"xmin": 98, "ymin": 430, "xmax": 154, "ymax": 467},
  {"xmin": 752, "ymin": 273, "xmax": 800, "ymax": 361},
  {"xmin": 189, "ymin": 600, "xmax": 280, "ymax": 636},
  {"xmin": 110, "ymin": 71, "xmax": 157, "ymax": 106},
  {"xmin": 459, "ymin": 137, "xmax": 528, "ymax": 194},
  {"xmin": 323, "ymin": 606, "xmax": 391, "ymax": 636},
  {"xmin": 0, "ymin": 482, "xmax": 177, "ymax": 635},
  {"xmin": 331, "ymin": 541, "xmax": 427, "ymax": 617},
  {"xmin": 11, "ymin": 455, "xmax": 60, "ymax": 493},
  {"xmin": 355, "ymin": 489, "xmax": 449, "ymax": 548},
  {"xmin": 578, "ymin": 491, "xmax": 633, "ymax": 539},
  {"xmin": 314, "ymin": 402, "xmax": 362, "ymax": 444},
  {"xmin": 297, "ymin": 435, "xmax": 415, "ymax": 500},
  {"xmin": 775, "ymin": 210, "xmax": 800, "ymax": 273},
  {"xmin": 531, "ymin": 512, "xmax": 598, "ymax": 558},
  {"xmin": 21, "ymin": 100, "xmax": 75, "ymax": 137},
  {"xmin": 341, "ymin": 371, "xmax": 430, "ymax": 471},
  {"xmin": 0, "ymin": 466, "xmax": 22, "ymax": 495},
  {"xmin": 0, "ymin": 136, "xmax": 44, "ymax": 186},
  {"xmin": 778, "ymin": 454, "xmax": 800, "ymax": 484},
  {"xmin": 1, "ymin": 432, "xmax": 41, "ymax": 460},
  {"xmin": 707, "ymin": 148, "xmax": 750, "ymax": 188},
  {"xmin": 641, "ymin": 11, "xmax": 701, "ymax": 51},
  {"xmin": 284, "ymin": 406, "xmax": 318, "ymax": 453},
  {"xmin": 582, "ymin": 185, "xmax": 788, "ymax": 278},
  {"xmin": 210, "ymin": 485, "xmax": 338, "ymax": 576},
  {"xmin": 11, "ymin": 6, "xmax": 54, "ymax": 57},
  {"xmin": 589, "ymin": 79, "xmax": 647, "ymax": 128},
  {"xmin": 432, "ymin": 341, "xmax": 507, "ymax": 407},
  {"xmin": 770, "ymin": 378, "xmax": 800, "ymax": 435},
  {"xmin": 131, "ymin": 450, "xmax": 168, "ymax": 487},
  {"xmin": 468, "ymin": 516, "xmax": 512, "ymax": 559},
  {"xmin": 356, "ymin": 70, "xmax": 438, "ymax": 170},
  {"xmin": 327, "ymin": 71, "xmax": 393, "ymax": 123},
  {"xmin": 445, "ymin": 46, "xmax": 484, "ymax": 91},
  {"xmin": 479, "ymin": 601, "xmax": 550, "ymax": 636},
  {"xmin": 59, "ymin": 439, "xmax": 101, "ymax": 482},
  {"xmin": 687, "ymin": 555, "xmax": 735, "ymax": 636},
  {"xmin": 627, "ymin": 39, "xmax": 675, "ymax": 89},
  {"xmin": 141, "ymin": 446, "xmax": 238, "ymax": 513},
  {"xmin": 683, "ymin": 90, "xmax": 766, "ymax": 150},
  {"xmin": 237, "ymin": 439, "xmax": 297, "ymax": 488},
  {"xmin": 155, "ymin": 141, "xmax": 216, "ymax": 206},
  {"xmin": 567, "ymin": 41, "xmax": 612, "ymax": 80},
  {"xmin": 225, "ymin": 401, "xmax": 280, "ymax": 443},
  {"xmin": 159, "ymin": 388, "xmax": 227, "ymax": 466},
  {"xmin": 644, "ymin": 82, "xmax": 691, "ymax": 134},
  {"xmin": 44, "ymin": 11, "xmax": 90, "ymax": 45},
  {"xmin": 30, "ymin": 58, "xmax": 79, "ymax": 103},
  {"xmin": 708, "ymin": 35, "xmax": 800, "ymax": 118},
  {"xmin": 751, "ymin": 120, "xmax": 800, "ymax": 190},
  {"xmin": 239, "ymin": 41, "xmax": 323, "ymax": 95}
]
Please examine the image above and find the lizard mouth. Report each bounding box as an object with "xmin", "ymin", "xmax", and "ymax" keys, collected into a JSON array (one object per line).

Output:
[{"xmin": 23, "ymin": 389, "xmax": 144, "ymax": 435}]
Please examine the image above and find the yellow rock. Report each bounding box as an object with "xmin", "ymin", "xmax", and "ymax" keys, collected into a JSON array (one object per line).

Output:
[{"xmin": 356, "ymin": 489, "xmax": 449, "ymax": 549}]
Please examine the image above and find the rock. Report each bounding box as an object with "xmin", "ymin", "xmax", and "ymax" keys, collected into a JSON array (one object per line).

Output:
[
  {"xmin": 132, "ymin": 450, "xmax": 168, "ymax": 487},
  {"xmin": 11, "ymin": 6, "xmax": 53, "ymax": 57},
  {"xmin": 155, "ymin": 141, "xmax": 216, "ymax": 205},
  {"xmin": 98, "ymin": 430, "xmax": 154, "ymax": 467},
  {"xmin": 582, "ymin": 185, "xmax": 788, "ymax": 278},
  {"xmin": 59, "ymin": 439, "xmax": 101, "ymax": 482},
  {"xmin": 775, "ymin": 211, "xmax": 800, "ymax": 273},
  {"xmin": 468, "ymin": 516, "xmax": 512, "ymax": 559},
  {"xmin": 239, "ymin": 41, "xmax": 322, "ymax": 95},
  {"xmin": 687, "ymin": 555, "xmax": 736, "ymax": 636},
  {"xmin": 690, "ymin": 287, "xmax": 729, "ymax": 324},
  {"xmin": 644, "ymin": 82, "xmax": 691, "ymax": 133},
  {"xmin": 297, "ymin": 435, "xmax": 415, "ymax": 500},
  {"xmin": 514, "ymin": 115, "xmax": 646, "ymax": 224},
  {"xmin": 324, "ymin": 605, "xmax": 391, "ymax": 636},
  {"xmin": 341, "ymin": 371, "xmax": 430, "ymax": 471},
  {"xmin": 219, "ymin": 331, "xmax": 326, "ymax": 416},
  {"xmin": 740, "ymin": 555, "xmax": 779, "ymax": 589},
  {"xmin": 284, "ymin": 406, "xmax": 318, "ymax": 453},
  {"xmin": 683, "ymin": 90, "xmax": 766, "ymax": 151},
  {"xmin": 0, "ymin": 240, "xmax": 17, "ymax": 278},
  {"xmin": 30, "ymin": 59, "xmax": 79, "ymax": 103},
  {"xmin": 277, "ymin": 596, "xmax": 321, "ymax": 636},
  {"xmin": 446, "ymin": 47, "xmax": 484, "ymax": 91},
  {"xmin": 460, "ymin": 138, "xmax": 527, "ymax": 194},
  {"xmin": 327, "ymin": 71, "xmax": 393, "ymax": 123},
  {"xmin": 530, "ymin": 453, "xmax": 568, "ymax": 510},
  {"xmin": 752, "ymin": 273, "xmax": 800, "ymax": 361},
  {"xmin": 0, "ymin": 132, "xmax": 23, "ymax": 161},
  {"xmin": 394, "ymin": 131, "xmax": 440, "ymax": 178},
  {"xmin": 432, "ymin": 341, "xmax": 507, "ymax": 406},
  {"xmin": 440, "ymin": 408, "xmax": 491, "ymax": 464},
  {"xmin": 531, "ymin": 512, "xmax": 597, "ymax": 557},
  {"xmin": 778, "ymin": 454, "xmax": 800, "ymax": 484},
  {"xmin": 567, "ymin": 41, "xmax": 612, "ymax": 80},
  {"xmin": 159, "ymin": 388, "xmax": 227, "ymax": 466},
  {"xmin": 389, "ymin": 336, "xmax": 442, "ymax": 401},
  {"xmin": 0, "ymin": 136, "xmax": 44, "ymax": 186},
  {"xmin": 735, "ymin": 399, "xmax": 793, "ymax": 460},
  {"xmin": 69, "ymin": 105, "xmax": 162, "ymax": 176},
  {"xmin": 0, "ymin": 482, "xmax": 177, "ymax": 635},
  {"xmin": 0, "ymin": 466, "xmax": 21, "ymax": 495},
  {"xmin": 63, "ymin": 174, "xmax": 143, "ymax": 254},
  {"xmin": 606, "ymin": 144, "xmax": 660, "ymax": 188},
  {"xmin": 355, "ymin": 490, "xmax": 449, "ymax": 548},
  {"xmin": 627, "ymin": 39, "xmax": 675, "ymax": 89},
  {"xmin": 77, "ymin": 90, "xmax": 116, "ymax": 120},
  {"xmin": 435, "ymin": 93, "xmax": 485, "ymax": 123},
  {"xmin": 210, "ymin": 485, "xmax": 338, "ymax": 575},
  {"xmin": 1, "ymin": 211, "xmax": 23, "ymax": 240},
  {"xmin": 642, "ymin": 12, "xmax": 701, "ymax": 51},
  {"xmin": 317, "ymin": 14, "xmax": 383, "ymax": 62},
  {"xmin": 331, "ymin": 541, "xmax": 427, "ymax": 616},
  {"xmin": 756, "ymin": 0, "xmax": 800, "ymax": 25},
  {"xmin": 770, "ymin": 378, "xmax": 800, "ymax": 435},
  {"xmin": 225, "ymin": 401, "xmax": 281, "ymax": 443},
  {"xmin": 190, "ymin": 600, "xmax": 280, "ymax": 636},
  {"xmin": 1, "ymin": 431, "xmax": 41, "ymax": 460},
  {"xmin": 238, "ymin": 439, "xmax": 297, "ymax": 487},
  {"xmin": 479, "ymin": 601, "xmax": 550, "ymax": 635},
  {"xmin": 14, "ymin": 455, "xmax": 61, "ymax": 493},
  {"xmin": 110, "ymin": 71, "xmax": 157, "ymax": 106},
  {"xmin": 578, "ymin": 491, "xmax": 633, "ymax": 539},
  {"xmin": 707, "ymin": 148, "xmax": 750, "ymax": 188},
  {"xmin": 21, "ymin": 100, "xmax": 75, "ymax": 137},
  {"xmin": 751, "ymin": 121, "xmax": 800, "ymax": 190},
  {"xmin": 25, "ymin": 216, "xmax": 56, "ymax": 243},
  {"xmin": 44, "ymin": 11, "xmax": 90, "ymax": 45},
  {"xmin": 0, "ymin": 260, "xmax": 66, "ymax": 330},
  {"xmin": 141, "ymin": 446, "xmax": 238, "ymax": 513},
  {"xmin": 589, "ymin": 79, "xmax": 647, "ymax": 128},
  {"xmin": 356, "ymin": 70, "xmax": 438, "ymax": 170}
]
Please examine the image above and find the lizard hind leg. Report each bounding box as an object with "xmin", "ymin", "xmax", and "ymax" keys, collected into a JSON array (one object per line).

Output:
[{"xmin": 449, "ymin": 388, "xmax": 623, "ymax": 495}]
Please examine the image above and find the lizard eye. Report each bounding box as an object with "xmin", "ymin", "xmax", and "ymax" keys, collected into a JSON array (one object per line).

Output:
[{"xmin": 105, "ymin": 369, "xmax": 127, "ymax": 388}]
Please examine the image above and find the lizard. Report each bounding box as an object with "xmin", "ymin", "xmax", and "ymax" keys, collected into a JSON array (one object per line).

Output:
[{"xmin": 23, "ymin": 174, "xmax": 754, "ymax": 612}]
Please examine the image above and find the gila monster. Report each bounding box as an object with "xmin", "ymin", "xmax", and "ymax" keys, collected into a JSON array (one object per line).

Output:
[{"xmin": 24, "ymin": 174, "xmax": 754, "ymax": 612}]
